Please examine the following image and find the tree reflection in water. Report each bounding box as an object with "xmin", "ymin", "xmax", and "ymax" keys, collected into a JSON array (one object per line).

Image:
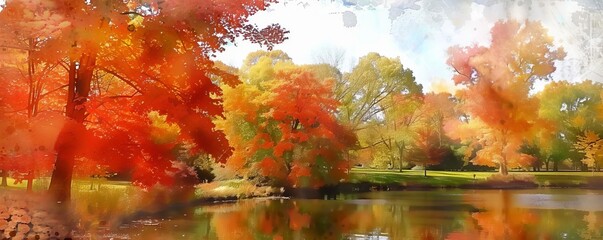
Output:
[
  {"xmin": 104, "ymin": 190, "xmax": 603, "ymax": 240},
  {"xmin": 447, "ymin": 191, "xmax": 538, "ymax": 240}
]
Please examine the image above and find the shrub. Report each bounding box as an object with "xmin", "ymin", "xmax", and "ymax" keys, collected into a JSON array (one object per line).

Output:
[{"xmin": 486, "ymin": 173, "xmax": 536, "ymax": 183}]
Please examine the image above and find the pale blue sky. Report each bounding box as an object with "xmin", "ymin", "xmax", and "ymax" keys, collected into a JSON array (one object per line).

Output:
[{"xmin": 216, "ymin": 0, "xmax": 602, "ymax": 93}]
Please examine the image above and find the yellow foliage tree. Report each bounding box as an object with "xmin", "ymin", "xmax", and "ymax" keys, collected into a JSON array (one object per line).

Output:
[{"xmin": 574, "ymin": 131, "xmax": 603, "ymax": 174}]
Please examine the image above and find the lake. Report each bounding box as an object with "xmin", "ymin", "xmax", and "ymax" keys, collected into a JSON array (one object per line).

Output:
[{"xmin": 98, "ymin": 189, "xmax": 603, "ymax": 239}]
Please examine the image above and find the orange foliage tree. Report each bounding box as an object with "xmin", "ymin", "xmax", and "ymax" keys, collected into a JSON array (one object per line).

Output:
[
  {"xmin": 407, "ymin": 129, "xmax": 448, "ymax": 176},
  {"xmin": 406, "ymin": 93, "xmax": 457, "ymax": 176},
  {"xmin": 445, "ymin": 20, "xmax": 565, "ymax": 175},
  {"xmin": 216, "ymin": 55, "xmax": 357, "ymax": 188},
  {"xmin": 0, "ymin": 0, "xmax": 287, "ymax": 201},
  {"xmin": 0, "ymin": 8, "xmax": 67, "ymax": 190}
]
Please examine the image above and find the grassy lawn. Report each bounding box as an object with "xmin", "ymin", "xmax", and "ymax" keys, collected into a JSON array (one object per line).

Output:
[
  {"xmin": 0, "ymin": 177, "xmax": 144, "ymax": 228},
  {"xmin": 1, "ymin": 177, "xmax": 275, "ymax": 204},
  {"xmin": 0, "ymin": 177, "xmax": 132, "ymax": 191},
  {"xmin": 349, "ymin": 168, "xmax": 603, "ymax": 187},
  {"xmin": 3, "ymin": 169, "xmax": 602, "ymax": 198}
]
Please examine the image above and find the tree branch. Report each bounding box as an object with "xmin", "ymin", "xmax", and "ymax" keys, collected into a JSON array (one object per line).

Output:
[
  {"xmin": 40, "ymin": 84, "xmax": 68, "ymax": 98},
  {"xmin": 98, "ymin": 67, "xmax": 144, "ymax": 94},
  {"xmin": 0, "ymin": 44, "xmax": 29, "ymax": 51},
  {"xmin": 356, "ymin": 138, "xmax": 388, "ymax": 150}
]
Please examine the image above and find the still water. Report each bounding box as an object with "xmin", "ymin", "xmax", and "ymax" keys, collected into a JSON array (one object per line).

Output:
[{"xmin": 106, "ymin": 189, "xmax": 603, "ymax": 240}]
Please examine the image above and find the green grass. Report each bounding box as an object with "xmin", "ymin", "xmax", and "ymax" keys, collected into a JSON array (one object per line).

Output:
[
  {"xmin": 0, "ymin": 177, "xmax": 132, "ymax": 191},
  {"xmin": 0, "ymin": 168, "xmax": 603, "ymax": 193},
  {"xmin": 348, "ymin": 168, "xmax": 603, "ymax": 187},
  {"xmin": 0, "ymin": 177, "xmax": 142, "ymax": 228}
]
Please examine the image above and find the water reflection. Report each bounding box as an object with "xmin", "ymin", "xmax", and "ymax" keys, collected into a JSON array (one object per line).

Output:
[{"xmin": 105, "ymin": 190, "xmax": 603, "ymax": 240}]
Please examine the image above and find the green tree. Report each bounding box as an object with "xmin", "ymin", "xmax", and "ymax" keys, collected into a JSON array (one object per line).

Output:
[
  {"xmin": 538, "ymin": 80, "xmax": 603, "ymax": 171},
  {"xmin": 335, "ymin": 53, "xmax": 422, "ymax": 169},
  {"xmin": 339, "ymin": 52, "xmax": 422, "ymax": 130},
  {"xmin": 381, "ymin": 94, "xmax": 425, "ymax": 171}
]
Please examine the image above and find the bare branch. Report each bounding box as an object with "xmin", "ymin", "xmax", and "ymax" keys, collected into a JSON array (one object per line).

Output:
[
  {"xmin": 40, "ymin": 84, "xmax": 68, "ymax": 98},
  {"xmin": 0, "ymin": 44, "xmax": 29, "ymax": 51},
  {"xmin": 356, "ymin": 138, "xmax": 388, "ymax": 150},
  {"xmin": 98, "ymin": 67, "xmax": 144, "ymax": 94}
]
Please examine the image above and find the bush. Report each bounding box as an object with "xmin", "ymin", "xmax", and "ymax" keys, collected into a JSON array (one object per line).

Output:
[
  {"xmin": 486, "ymin": 174, "xmax": 536, "ymax": 183},
  {"xmin": 211, "ymin": 164, "xmax": 238, "ymax": 181},
  {"xmin": 194, "ymin": 167, "xmax": 215, "ymax": 183}
]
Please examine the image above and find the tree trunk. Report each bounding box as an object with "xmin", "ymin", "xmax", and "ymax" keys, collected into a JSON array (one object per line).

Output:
[
  {"xmin": 48, "ymin": 54, "xmax": 96, "ymax": 202},
  {"xmin": 545, "ymin": 160, "xmax": 549, "ymax": 172},
  {"xmin": 398, "ymin": 142, "xmax": 405, "ymax": 173},
  {"xmin": 26, "ymin": 171, "xmax": 33, "ymax": 192},
  {"xmin": 49, "ymin": 150, "xmax": 76, "ymax": 202},
  {"xmin": 499, "ymin": 163, "xmax": 508, "ymax": 175},
  {"xmin": 424, "ymin": 166, "xmax": 427, "ymax": 177},
  {"xmin": 0, "ymin": 170, "xmax": 7, "ymax": 187},
  {"xmin": 553, "ymin": 161, "xmax": 558, "ymax": 172},
  {"xmin": 399, "ymin": 159, "xmax": 403, "ymax": 172}
]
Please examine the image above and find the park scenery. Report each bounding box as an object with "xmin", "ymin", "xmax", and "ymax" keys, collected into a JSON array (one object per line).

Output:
[{"xmin": 1, "ymin": 0, "xmax": 603, "ymax": 239}]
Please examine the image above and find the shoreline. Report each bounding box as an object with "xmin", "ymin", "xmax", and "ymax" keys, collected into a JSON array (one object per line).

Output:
[
  {"xmin": 193, "ymin": 171, "xmax": 603, "ymax": 200},
  {"xmin": 281, "ymin": 180, "xmax": 603, "ymax": 199},
  {"xmin": 195, "ymin": 180, "xmax": 603, "ymax": 201}
]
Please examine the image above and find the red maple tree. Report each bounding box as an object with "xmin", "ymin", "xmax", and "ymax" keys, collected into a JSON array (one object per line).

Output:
[
  {"xmin": 219, "ymin": 66, "xmax": 357, "ymax": 188},
  {"xmin": 0, "ymin": 0, "xmax": 288, "ymax": 201}
]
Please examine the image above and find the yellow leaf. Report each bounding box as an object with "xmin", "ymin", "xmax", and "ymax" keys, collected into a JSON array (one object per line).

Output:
[{"xmin": 571, "ymin": 115, "xmax": 586, "ymax": 129}]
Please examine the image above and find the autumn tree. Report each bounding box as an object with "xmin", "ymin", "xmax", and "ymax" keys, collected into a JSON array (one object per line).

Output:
[
  {"xmin": 329, "ymin": 53, "xmax": 422, "ymax": 169},
  {"xmin": 407, "ymin": 129, "xmax": 447, "ymax": 176},
  {"xmin": 361, "ymin": 92, "xmax": 457, "ymax": 172},
  {"xmin": 0, "ymin": 5, "xmax": 68, "ymax": 189},
  {"xmin": 311, "ymin": 47, "xmax": 347, "ymax": 95},
  {"xmin": 338, "ymin": 53, "xmax": 422, "ymax": 130},
  {"xmin": 300, "ymin": 63, "xmax": 343, "ymax": 93},
  {"xmin": 0, "ymin": 114, "xmax": 64, "ymax": 191},
  {"xmin": 574, "ymin": 131, "xmax": 603, "ymax": 174},
  {"xmin": 239, "ymin": 49, "xmax": 292, "ymax": 80},
  {"xmin": 0, "ymin": 0, "xmax": 287, "ymax": 201},
  {"xmin": 538, "ymin": 80, "xmax": 603, "ymax": 171},
  {"xmin": 374, "ymin": 94, "xmax": 424, "ymax": 171},
  {"xmin": 446, "ymin": 20, "xmax": 566, "ymax": 175},
  {"xmin": 216, "ymin": 53, "xmax": 356, "ymax": 188},
  {"xmin": 421, "ymin": 93, "xmax": 457, "ymax": 144},
  {"xmin": 406, "ymin": 93, "xmax": 457, "ymax": 176}
]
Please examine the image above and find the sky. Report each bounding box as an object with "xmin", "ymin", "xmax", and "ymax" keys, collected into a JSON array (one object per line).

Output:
[{"xmin": 215, "ymin": 0, "xmax": 603, "ymax": 93}]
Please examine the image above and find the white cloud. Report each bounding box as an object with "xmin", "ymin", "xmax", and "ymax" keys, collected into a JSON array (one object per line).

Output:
[{"xmin": 215, "ymin": 0, "xmax": 593, "ymax": 93}]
